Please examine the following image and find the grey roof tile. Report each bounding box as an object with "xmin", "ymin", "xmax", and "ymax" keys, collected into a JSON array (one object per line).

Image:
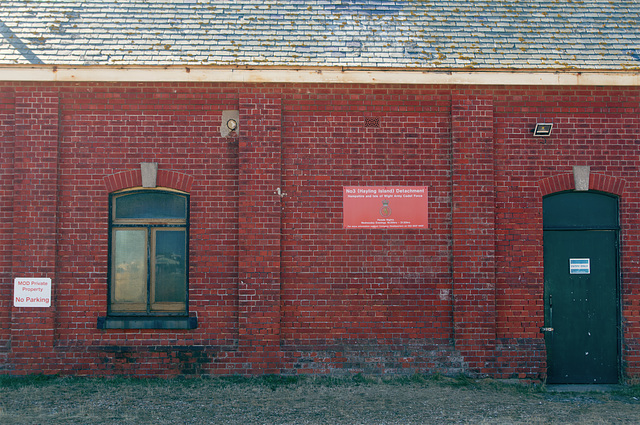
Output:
[{"xmin": 0, "ymin": 0, "xmax": 638, "ymax": 70}]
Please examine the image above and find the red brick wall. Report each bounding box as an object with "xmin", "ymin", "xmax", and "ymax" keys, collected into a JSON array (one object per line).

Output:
[
  {"xmin": 493, "ymin": 86, "xmax": 640, "ymax": 378},
  {"xmin": 0, "ymin": 81, "xmax": 638, "ymax": 380},
  {"xmin": 0, "ymin": 87, "xmax": 14, "ymax": 368},
  {"xmin": 7, "ymin": 87, "xmax": 60, "ymax": 374},
  {"xmin": 450, "ymin": 92, "xmax": 497, "ymax": 375},
  {"xmin": 54, "ymin": 83, "xmax": 240, "ymax": 375},
  {"xmin": 236, "ymin": 89, "xmax": 283, "ymax": 374},
  {"xmin": 280, "ymin": 85, "xmax": 455, "ymax": 374}
]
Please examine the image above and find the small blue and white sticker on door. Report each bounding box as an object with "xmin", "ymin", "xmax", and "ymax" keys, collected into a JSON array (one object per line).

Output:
[{"xmin": 570, "ymin": 258, "xmax": 591, "ymax": 274}]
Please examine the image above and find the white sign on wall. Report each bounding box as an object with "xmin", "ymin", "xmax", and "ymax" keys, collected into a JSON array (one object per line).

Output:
[
  {"xmin": 569, "ymin": 258, "xmax": 591, "ymax": 275},
  {"xmin": 13, "ymin": 278, "xmax": 52, "ymax": 307}
]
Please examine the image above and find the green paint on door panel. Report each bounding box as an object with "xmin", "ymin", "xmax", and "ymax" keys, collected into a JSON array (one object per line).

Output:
[{"xmin": 544, "ymin": 227, "xmax": 619, "ymax": 383}]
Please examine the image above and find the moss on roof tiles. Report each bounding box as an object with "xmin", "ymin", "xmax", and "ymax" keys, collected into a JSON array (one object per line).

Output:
[{"xmin": 0, "ymin": 0, "xmax": 638, "ymax": 69}]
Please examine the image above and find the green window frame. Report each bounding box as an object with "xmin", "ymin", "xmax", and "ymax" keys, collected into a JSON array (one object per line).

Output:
[{"xmin": 107, "ymin": 190, "xmax": 189, "ymax": 317}]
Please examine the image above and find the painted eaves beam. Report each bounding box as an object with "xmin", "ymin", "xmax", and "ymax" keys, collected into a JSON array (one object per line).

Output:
[{"xmin": 0, "ymin": 66, "xmax": 638, "ymax": 86}]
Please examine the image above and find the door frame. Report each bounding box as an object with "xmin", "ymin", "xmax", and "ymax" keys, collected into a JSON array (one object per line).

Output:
[{"xmin": 542, "ymin": 190, "xmax": 622, "ymax": 384}]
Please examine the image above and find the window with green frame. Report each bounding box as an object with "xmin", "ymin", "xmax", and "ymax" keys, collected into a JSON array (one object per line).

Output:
[{"xmin": 108, "ymin": 190, "xmax": 189, "ymax": 316}]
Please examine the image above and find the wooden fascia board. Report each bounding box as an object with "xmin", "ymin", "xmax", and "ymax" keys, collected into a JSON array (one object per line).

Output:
[{"xmin": 0, "ymin": 66, "xmax": 638, "ymax": 86}]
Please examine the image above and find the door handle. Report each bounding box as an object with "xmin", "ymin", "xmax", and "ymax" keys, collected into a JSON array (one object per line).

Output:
[{"xmin": 542, "ymin": 294, "xmax": 554, "ymax": 334}]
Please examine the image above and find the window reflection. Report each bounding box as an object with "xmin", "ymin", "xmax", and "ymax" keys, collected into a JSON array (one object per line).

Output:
[
  {"xmin": 154, "ymin": 230, "xmax": 186, "ymax": 304},
  {"xmin": 115, "ymin": 192, "xmax": 187, "ymax": 220},
  {"xmin": 113, "ymin": 229, "xmax": 146, "ymax": 304}
]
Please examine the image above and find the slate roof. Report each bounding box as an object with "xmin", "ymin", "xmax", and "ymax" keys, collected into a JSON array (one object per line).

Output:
[{"xmin": 0, "ymin": 0, "xmax": 638, "ymax": 70}]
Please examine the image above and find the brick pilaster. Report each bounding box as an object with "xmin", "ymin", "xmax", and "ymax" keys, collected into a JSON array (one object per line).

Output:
[
  {"xmin": 451, "ymin": 92, "xmax": 496, "ymax": 375},
  {"xmin": 0, "ymin": 88, "xmax": 15, "ymax": 370},
  {"xmin": 9, "ymin": 88, "xmax": 59, "ymax": 374},
  {"xmin": 237, "ymin": 90, "xmax": 282, "ymax": 374}
]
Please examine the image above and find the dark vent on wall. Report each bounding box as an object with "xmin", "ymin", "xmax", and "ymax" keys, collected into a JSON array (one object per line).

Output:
[{"xmin": 365, "ymin": 117, "xmax": 380, "ymax": 128}]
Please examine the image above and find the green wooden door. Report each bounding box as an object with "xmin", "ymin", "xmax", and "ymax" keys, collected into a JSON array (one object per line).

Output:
[{"xmin": 543, "ymin": 192, "xmax": 619, "ymax": 384}]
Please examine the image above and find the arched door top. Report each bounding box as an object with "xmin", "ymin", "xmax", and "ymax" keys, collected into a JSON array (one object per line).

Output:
[{"xmin": 543, "ymin": 191, "xmax": 618, "ymax": 230}]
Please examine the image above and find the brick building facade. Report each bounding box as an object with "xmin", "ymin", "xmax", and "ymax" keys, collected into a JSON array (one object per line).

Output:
[
  {"xmin": 1, "ymin": 81, "xmax": 639, "ymax": 381},
  {"xmin": 1, "ymin": 1, "xmax": 640, "ymax": 383}
]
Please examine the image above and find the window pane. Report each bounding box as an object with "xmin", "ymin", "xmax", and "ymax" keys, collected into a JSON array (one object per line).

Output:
[
  {"xmin": 153, "ymin": 230, "xmax": 186, "ymax": 304},
  {"xmin": 113, "ymin": 229, "xmax": 147, "ymax": 305},
  {"xmin": 115, "ymin": 192, "xmax": 186, "ymax": 220}
]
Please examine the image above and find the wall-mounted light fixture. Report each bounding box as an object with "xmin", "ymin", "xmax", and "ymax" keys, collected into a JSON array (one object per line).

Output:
[
  {"xmin": 226, "ymin": 118, "xmax": 238, "ymax": 131},
  {"xmin": 221, "ymin": 110, "xmax": 239, "ymax": 137},
  {"xmin": 533, "ymin": 123, "xmax": 553, "ymax": 137}
]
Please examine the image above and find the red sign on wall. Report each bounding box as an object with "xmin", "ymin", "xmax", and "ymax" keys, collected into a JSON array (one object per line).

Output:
[{"xmin": 343, "ymin": 186, "xmax": 428, "ymax": 229}]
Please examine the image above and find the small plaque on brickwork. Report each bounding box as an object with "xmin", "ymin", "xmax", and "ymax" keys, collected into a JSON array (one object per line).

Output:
[{"xmin": 14, "ymin": 278, "xmax": 51, "ymax": 307}]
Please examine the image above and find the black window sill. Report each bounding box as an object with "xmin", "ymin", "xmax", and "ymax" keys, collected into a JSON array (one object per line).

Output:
[{"xmin": 97, "ymin": 316, "xmax": 197, "ymax": 330}]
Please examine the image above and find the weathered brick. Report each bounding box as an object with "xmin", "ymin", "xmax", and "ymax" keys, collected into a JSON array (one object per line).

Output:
[{"xmin": 0, "ymin": 82, "xmax": 638, "ymax": 381}]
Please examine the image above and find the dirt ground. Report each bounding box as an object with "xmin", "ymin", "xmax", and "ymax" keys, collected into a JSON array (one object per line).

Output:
[{"xmin": 1, "ymin": 375, "xmax": 639, "ymax": 424}]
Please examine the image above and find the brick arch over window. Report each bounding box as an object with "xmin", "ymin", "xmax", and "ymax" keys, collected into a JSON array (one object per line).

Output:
[
  {"xmin": 539, "ymin": 173, "xmax": 625, "ymax": 197},
  {"xmin": 104, "ymin": 168, "xmax": 194, "ymax": 193}
]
